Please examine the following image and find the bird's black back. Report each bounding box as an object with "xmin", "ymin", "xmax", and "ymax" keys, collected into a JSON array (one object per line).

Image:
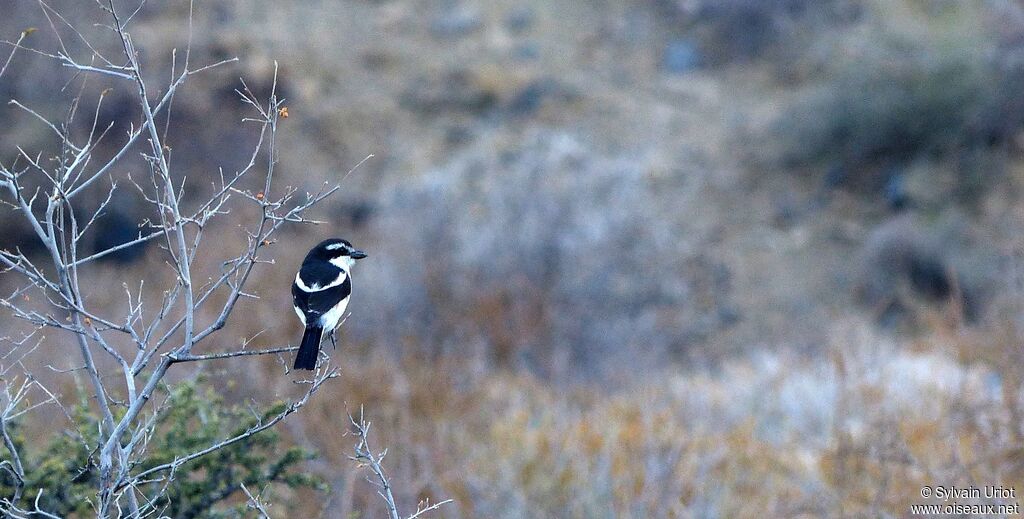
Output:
[
  {"xmin": 298, "ymin": 255, "xmax": 345, "ymax": 288},
  {"xmin": 292, "ymin": 273, "xmax": 351, "ymax": 324}
]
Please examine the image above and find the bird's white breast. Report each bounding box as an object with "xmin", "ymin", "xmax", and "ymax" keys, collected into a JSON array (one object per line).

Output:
[{"xmin": 319, "ymin": 296, "xmax": 349, "ymax": 330}]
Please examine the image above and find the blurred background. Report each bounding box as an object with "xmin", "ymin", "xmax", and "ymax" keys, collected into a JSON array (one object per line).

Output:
[{"xmin": 3, "ymin": 0, "xmax": 1024, "ymax": 517}]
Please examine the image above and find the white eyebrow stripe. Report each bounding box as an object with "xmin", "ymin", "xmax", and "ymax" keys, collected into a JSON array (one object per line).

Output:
[
  {"xmin": 295, "ymin": 270, "xmax": 348, "ymax": 292},
  {"xmin": 326, "ymin": 243, "xmax": 348, "ymax": 251}
]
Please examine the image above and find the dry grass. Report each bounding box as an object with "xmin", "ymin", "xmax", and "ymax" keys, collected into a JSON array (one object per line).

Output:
[
  {"xmin": 11, "ymin": 237, "xmax": 1017, "ymax": 518},
  {"xmin": 260, "ymin": 313, "xmax": 1016, "ymax": 518}
]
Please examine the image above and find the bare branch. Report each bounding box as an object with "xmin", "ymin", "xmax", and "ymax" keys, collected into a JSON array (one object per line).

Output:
[
  {"xmin": 168, "ymin": 345, "xmax": 299, "ymax": 363},
  {"xmin": 0, "ymin": 3, "xmax": 352, "ymax": 516},
  {"xmin": 124, "ymin": 368, "xmax": 339, "ymax": 488},
  {"xmin": 348, "ymin": 410, "xmax": 453, "ymax": 519},
  {"xmin": 240, "ymin": 483, "xmax": 273, "ymax": 519},
  {"xmin": 0, "ymin": 28, "xmax": 33, "ymax": 79}
]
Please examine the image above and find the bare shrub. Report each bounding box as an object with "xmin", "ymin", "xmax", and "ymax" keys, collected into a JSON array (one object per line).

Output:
[
  {"xmin": 853, "ymin": 214, "xmax": 989, "ymax": 329},
  {"xmin": 0, "ymin": 3, "xmax": 348, "ymax": 516},
  {"xmin": 771, "ymin": 0, "xmax": 1024, "ymax": 188},
  {"xmin": 665, "ymin": 0, "xmax": 859, "ymax": 64},
  {"xmin": 362, "ymin": 130, "xmax": 738, "ymax": 380}
]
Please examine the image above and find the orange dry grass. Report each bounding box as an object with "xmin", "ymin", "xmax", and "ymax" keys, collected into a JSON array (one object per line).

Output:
[{"xmin": 5, "ymin": 225, "xmax": 1022, "ymax": 518}]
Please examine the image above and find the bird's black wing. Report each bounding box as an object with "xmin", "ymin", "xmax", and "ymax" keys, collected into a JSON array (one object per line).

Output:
[
  {"xmin": 308, "ymin": 277, "xmax": 351, "ymax": 320},
  {"xmin": 292, "ymin": 281, "xmax": 311, "ymax": 322},
  {"xmin": 293, "ymin": 273, "xmax": 351, "ymax": 323},
  {"xmin": 298, "ymin": 260, "xmax": 343, "ymax": 289}
]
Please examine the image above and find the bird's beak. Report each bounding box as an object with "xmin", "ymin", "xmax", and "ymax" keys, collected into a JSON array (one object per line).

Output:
[{"xmin": 350, "ymin": 250, "xmax": 368, "ymax": 259}]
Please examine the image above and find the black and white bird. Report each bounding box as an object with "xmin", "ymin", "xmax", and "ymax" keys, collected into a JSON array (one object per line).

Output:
[{"xmin": 291, "ymin": 238, "xmax": 367, "ymax": 370}]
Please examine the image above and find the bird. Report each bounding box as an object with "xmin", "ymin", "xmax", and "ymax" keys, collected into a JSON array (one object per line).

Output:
[{"xmin": 291, "ymin": 238, "xmax": 367, "ymax": 370}]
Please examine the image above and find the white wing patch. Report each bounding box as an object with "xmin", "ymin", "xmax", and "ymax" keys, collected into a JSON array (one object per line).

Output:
[
  {"xmin": 294, "ymin": 270, "xmax": 348, "ymax": 292},
  {"xmin": 293, "ymin": 304, "xmax": 306, "ymax": 326},
  {"xmin": 319, "ymin": 295, "xmax": 349, "ymax": 330}
]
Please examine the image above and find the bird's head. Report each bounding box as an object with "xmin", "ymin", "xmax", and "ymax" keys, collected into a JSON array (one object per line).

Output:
[{"xmin": 311, "ymin": 238, "xmax": 367, "ymax": 270}]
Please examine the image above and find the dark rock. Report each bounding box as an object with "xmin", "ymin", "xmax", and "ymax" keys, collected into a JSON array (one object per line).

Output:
[
  {"xmin": 883, "ymin": 168, "xmax": 910, "ymax": 211},
  {"xmin": 771, "ymin": 195, "xmax": 802, "ymax": 229},
  {"xmin": 91, "ymin": 209, "xmax": 148, "ymax": 264},
  {"xmin": 0, "ymin": 213, "xmax": 46, "ymax": 257},
  {"xmin": 907, "ymin": 254, "xmax": 950, "ymax": 302},
  {"xmin": 360, "ymin": 50, "xmax": 393, "ymax": 71},
  {"xmin": 822, "ymin": 163, "xmax": 846, "ymax": 190},
  {"xmin": 854, "ymin": 215, "xmax": 982, "ymax": 328},
  {"xmin": 811, "ymin": 163, "xmax": 847, "ymax": 208},
  {"xmin": 507, "ymin": 78, "xmax": 576, "ymax": 117},
  {"xmin": 718, "ymin": 306, "xmax": 742, "ymax": 327},
  {"xmin": 504, "ymin": 7, "xmax": 535, "ymax": 33},
  {"xmin": 430, "ymin": 7, "xmax": 482, "ymax": 39},
  {"xmin": 508, "ymin": 79, "xmax": 554, "ymax": 116},
  {"xmin": 661, "ymin": 39, "xmax": 701, "ymax": 74},
  {"xmin": 512, "ymin": 42, "xmax": 540, "ymax": 61},
  {"xmin": 335, "ymin": 200, "xmax": 376, "ymax": 229},
  {"xmin": 445, "ymin": 125, "xmax": 473, "ymax": 145},
  {"xmin": 400, "ymin": 70, "xmax": 498, "ymax": 116}
]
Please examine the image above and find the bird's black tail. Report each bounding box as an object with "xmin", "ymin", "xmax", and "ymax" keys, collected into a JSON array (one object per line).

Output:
[{"xmin": 294, "ymin": 326, "xmax": 323, "ymax": 370}]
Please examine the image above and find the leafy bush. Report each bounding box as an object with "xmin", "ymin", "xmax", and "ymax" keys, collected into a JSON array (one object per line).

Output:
[
  {"xmin": 0, "ymin": 380, "xmax": 320, "ymax": 518},
  {"xmin": 774, "ymin": 1, "xmax": 1024, "ymax": 176},
  {"xmin": 669, "ymin": 0, "xmax": 859, "ymax": 64}
]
